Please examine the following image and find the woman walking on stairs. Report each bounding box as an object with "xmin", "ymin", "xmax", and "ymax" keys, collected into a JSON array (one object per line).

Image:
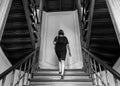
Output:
[{"xmin": 53, "ymin": 30, "xmax": 71, "ymax": 79}]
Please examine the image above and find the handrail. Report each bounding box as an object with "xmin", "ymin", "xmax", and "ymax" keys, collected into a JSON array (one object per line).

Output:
[
  {"xmin": 80, "ymin": 0, "xmax": 95, "ymax": 48},
  {"xmin": 0, "ymin": 47, "xmax": 39, "ymax": 86},
  {"xmin": 0, "ymin": 48, "xmax": 38, "ymax": 80},
  {"xmin": 82, "ymin": 47, "xmax": 120, "ymax": 80},
  {"xmin": 85, "ymin": 0, "xmax": 95, "ymax": 48},
  {"xmin": 76, "ymin": 0, "xmax": 85, "ymax": 46},
  {"xmin": 22, "ymin": 0, "xmax": 36, "ymax": 49}
]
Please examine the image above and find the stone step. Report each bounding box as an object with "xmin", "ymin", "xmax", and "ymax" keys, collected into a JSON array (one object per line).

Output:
[
  {"xmin": 35, "ymin": 69, "xmax": 85, "ymax": 74},
  {"xmin": 29, "ymin": 84, "xmax": 97, "ymax": 86},
  {"xmin": 33, "ymin": 73, "xmax": 90, "ymax": 79},
  {"xmin": 30, "ymin": 78, "xmax": 93, "ymax": 85}
]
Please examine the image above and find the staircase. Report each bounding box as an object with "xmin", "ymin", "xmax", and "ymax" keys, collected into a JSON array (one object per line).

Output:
[
  {"xmin": 29, "ymin": 69, "xmax": 94, "ymax": 86},
  {"xmin": 44, "ymin": 0, "xmax": 75, "ymax": 12},
  {"xmin": 1, "ymin": 0, "xmax": 33, "ymax": 65},
  {"xmin": 89, "ymin": 0, "xmax": 120, "ymax": 66}
]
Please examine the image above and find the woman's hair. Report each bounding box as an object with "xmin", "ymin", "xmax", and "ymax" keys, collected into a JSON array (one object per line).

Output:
[{"xmin": 58, "ymin": 30, "xmax": 64, "ymax": 35}]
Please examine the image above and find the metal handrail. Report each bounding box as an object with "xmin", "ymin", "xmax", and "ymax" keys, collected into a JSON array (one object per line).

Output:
[
  {"xmin": 0, "ymin": 47, "xmax": 39, "ymax": 86},
  {"xmin": 79, "ymin": 0, "xmax": 95, "ymax": 48},
  {"xmin": 0, "ymin": 48, "xmax": 38, "ymax": 80},
  {"xmin": 82, "ymin": 47, "xmax": 120, "ymax": 80}
]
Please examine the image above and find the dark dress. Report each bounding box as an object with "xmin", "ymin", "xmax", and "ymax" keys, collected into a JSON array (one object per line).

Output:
[{"xmin": 54, "ymin": 36, "xmax": 69, "ymax": 61}]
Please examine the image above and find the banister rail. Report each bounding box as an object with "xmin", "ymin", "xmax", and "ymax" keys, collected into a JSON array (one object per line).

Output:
[
  {"xmin": 82, "ymin": 47, "xmax": 120, "ymax": 80},
  {"xmin": 0, "ymin": 47, "xmax": 39, "ymax": 86},
  {"xmin": 22, "ymin": 0, "xmax": 36, "ymax": 49},
  {"xmin": 22, "ymin": 0, "xmax": 41, "ymax": 49},
  {"xmin": 85, "ymin": 0, "xmax": 95, "ymax": 48},
  {"xmin": 0, "ymin": 49, "xmax": 33, "ymax": 79},
  {"xmin": 79, "ymin": 0, "xmax": 95, "ymax": 48},
  {"xmin": 82, "ymin": 47, "xmax": 120, "ymax": 86}
]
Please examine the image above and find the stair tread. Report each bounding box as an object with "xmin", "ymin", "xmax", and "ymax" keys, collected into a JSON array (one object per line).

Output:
[
  {"xmin": 29, "ymin": 84, "xmax": 96, "ymax": 86},
  {"xmin": 8, "ymin": 13, "xmax": 25, "ymax": 18},
  {"xmin": 90, "ymin": 49, "xmax": 117, "ymax": 57},
  {"xmin": 91, "ymin": 29, "xmax": 115, "ymax": 34},
  {"xmin": 37, "ymin": 69, "xmax": 84, "ymax": 71},
  {"xmin": 3, "ymin": 30, "xmax": 29, "ymax": 34},
  {"xmin": 1, "ymin": 45, "xmax": 32, "ymax": 50},
  {"xmin": 94, "ymin": 8, "xmax": 108, "ymax": 13},
  {"xmin": 91, "ymin": 37, "xmax": 117, "ymax": 40},
  {"xmin": 7, "ymin": 14, "xmax": 26, "ymax": 22},
  {"xmin": 1, "ymin": 38, "xmax": 31, "ymax": 43},
  {"xmin": 30, "ymin": 78, "xmax": 92, "ymax": 82},
  {"xmin": 33, "ymin": 73, "xmax": 89, "ymax": 76},
  {"xmin": 92, "ymin": 18, "xmax": 112, "ymax": 23},
  {"xmin": 31, "ymin": 82, "xmax": 93, "ymax": 86},
  {"xmin": 94, "ymin": 2, "xmax": 107, "ymax": 9},
  {"xmin": 90, "ymin": 44, "xmax": 120, "ymax": 49}
]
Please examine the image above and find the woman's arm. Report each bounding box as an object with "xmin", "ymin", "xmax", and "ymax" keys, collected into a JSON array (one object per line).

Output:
[
  {"xmin": 53, "ymin": 36, "xmax": 57, "ymax": 45},
  {"xmin": 67, "ymin": 44, "xmax": 71, "ymax": 56},
  {"xmin": 53, "ymin": 41, "xmax": 56, "ymax": 45}
]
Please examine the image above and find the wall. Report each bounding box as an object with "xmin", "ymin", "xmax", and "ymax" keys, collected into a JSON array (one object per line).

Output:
[
  {"xmin": 0, "ymin": 47, "xmax": 12, "ymax": 86},
  {"xmin": 0, "ymin": 0, "xmax": 12, "ymax": 40},
  {"xmin": 105, "ymin": 0, "xmax": 120, "ymax": 84},
  {"xmin": 39, "ymin": 10, "xmax": 83, "ymax": 69},
  {"xmin": 0, "ymin": 0, "xmax": 12, "ymax": 86},
  {"xmin": 105, "ymin": 0, "xmax": 120, "ymax": 44}
]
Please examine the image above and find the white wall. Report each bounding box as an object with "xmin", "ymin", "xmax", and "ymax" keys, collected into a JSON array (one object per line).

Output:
[
  {"xmin": 0, "ymin": 0, "xmax": 12, "ymax": 40},
  {"xmin": 0, "ymin": 47, "xmax": 12, "ymax": 86},
  {"xmin": 39, "ymin": 10, "xmax": 83, "ymax": 69},
  {"xmin": 105, "ymin": 0, "xmax": 120, "ymax": 84},
  {"xmin": 105, "ymin": 0, "xmax": 120, "ymax": 44},
  {"xmin": 0, "ymin": 0, "xmax": 13, "ymax": 86}
]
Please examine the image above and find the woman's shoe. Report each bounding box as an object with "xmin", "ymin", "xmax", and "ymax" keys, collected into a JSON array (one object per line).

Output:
[
  {"xmin": 59, "ymin": 72, "xmax": 61, "ymax": 74},
  {"xmin": 61, "ymin": 75, "xmax": 64, "ymax": 79}
]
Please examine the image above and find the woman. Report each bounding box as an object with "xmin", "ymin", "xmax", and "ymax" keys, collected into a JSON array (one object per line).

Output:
[{"xmin": 53, "ymin": 30, "xmax": 71, "ymax": 79}]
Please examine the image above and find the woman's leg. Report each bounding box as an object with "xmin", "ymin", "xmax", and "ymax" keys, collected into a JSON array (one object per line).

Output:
[
  {"xmin": 55, "ymin": 50, "xmax": 61, "ymax": 74},
  {"xmin": 61, "ymin": 60, "xmax": 65, "ymax": 76},
  {"xmin": 59, "ymin": 60, "xmax": 62, "ymax": 74}
]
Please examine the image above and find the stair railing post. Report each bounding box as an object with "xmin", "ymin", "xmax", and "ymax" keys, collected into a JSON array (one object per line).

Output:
[
  {"xmin": 82, "ymin": 51, "xmax": 88, "ymax": 72},
  {"xmin": 93, "ymin": 59, "xmax": 99, "ymax": 85},
  {"xmin": 98, "ymin": 64, "xmax": 104, "ymax": 86},
  {"xmin": 105, "ymin": 70, "xmax": 110, "ymax": 86},
  {"xmin": 90, "ymin": 58, "xmax": 96, "ymax": 85},
  {"xmin": 22, "ymin": 61, "xmax": 27, "ymax": 86},
  {"xmin": 89, "ymin": 57, "xmax": 93, "ymax": 78},
  {"xmin": 114, "ymin": 76, "xmax": 119, "ymax": 86},
  {"xmin": 31, "ymin": 51, "xmax": 37, "ymax": 74},
  {"xmin": 26, "ymin": 57, "xmax": 32, "ymax": 85},
  {"xmin": 1, "ymin": 76, "xmax": 6, "ymax": 86},
  {"xmin": 10, "ymin": 70, "xmax": 15, "ymax": 86},
  {"xmin": 14, "ymin": 65, "xmax": 22, "ymax": 86}
]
